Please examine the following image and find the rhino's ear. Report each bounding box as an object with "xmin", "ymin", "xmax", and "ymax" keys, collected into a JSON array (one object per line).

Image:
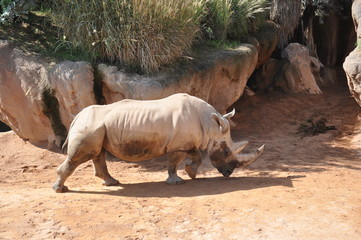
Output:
[
  {"xmin": 223, "ymin": 108, "xmax": 235, "ymax": 121},
  {"xmin": 212, "ymin": 113, "xmax": 229, "ymax": 134}
]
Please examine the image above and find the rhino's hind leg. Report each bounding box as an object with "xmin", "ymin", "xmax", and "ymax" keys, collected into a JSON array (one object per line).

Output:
[
  {"xmin": 53, "ymin": 147, "xmax": 101, "ymax": 193},
  {"xmin": 166, "ymin": 151, "xmax": 187, "ymax": 185},
  {"xmin": 52, "ymin": 157, "xmax": 83, "ymax": 193},
  {"xmin": 185, "ymin": 150, "xmax": 202, "ymax": 179},
  {"xmin": 92, "ymin": 149, "xmax": 120, "ymax": 186}
]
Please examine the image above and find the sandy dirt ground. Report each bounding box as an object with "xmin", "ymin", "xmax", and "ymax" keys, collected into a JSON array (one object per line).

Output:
[{"xmin": 0, "ymin": 83, "xmax": 361, "ymax": 240}]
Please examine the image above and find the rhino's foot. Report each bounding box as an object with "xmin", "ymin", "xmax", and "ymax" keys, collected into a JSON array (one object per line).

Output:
[
  {"xmin": 185, "ymin": 164, "xmax": 197, "ymax": 179},
  {"xmin": 52, "ymin": 184, "xmax": 69, "ymax": 193},
  {"xmin": 166, "ymin": 176, "xmax": 185, "ymax": 185},
  {"xmin": 102, "ymin": 178, "xmax": 120, "ymax": 186}
]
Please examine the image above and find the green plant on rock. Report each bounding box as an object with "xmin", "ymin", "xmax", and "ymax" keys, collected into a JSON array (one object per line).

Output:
[
  {"xmin": 357, "ymin": 38, "xmax": 361, "ymax": 51},
  {"xmin": 0, "ymin": 0, "xmax": 12, "ymax": 13},
  {"xmin": 228, "ymin": 0, "xmax": 269, "ymax": 39},
  {"xmin": 203, "ymin": 0, "xmax": 269, "ymax": 41},
  {"xmin": 0, "ymin": 0, "xmax": 36, "ymax": 24},
  {"xmin": 13, "ymin": 0, "xmax": 271, "ymax": 73},
  {"xmin": 302, "ymin": 0, "xmax": 353, "ymax": 23},
  {"xmin": 203, "ymin": 0, "xmax": 233, "ymax": 40}
]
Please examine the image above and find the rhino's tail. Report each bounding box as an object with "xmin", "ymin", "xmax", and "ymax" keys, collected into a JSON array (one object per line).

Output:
[
  {"xmin": 62, "ymin": 137, "xmax": 68, "ymax": 154},
  {"xmin": 61, "ymin": 111, "xmax": 80, "ymax": 155}
]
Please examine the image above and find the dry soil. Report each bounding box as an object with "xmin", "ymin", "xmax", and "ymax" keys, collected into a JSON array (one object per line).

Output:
[{"xmin": 0, "ymin": 83, "xmax": 360, "ymax": 240}]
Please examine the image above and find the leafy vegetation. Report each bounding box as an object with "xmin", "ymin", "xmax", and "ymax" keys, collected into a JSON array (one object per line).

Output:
[
  {"xmin": 302, "ymin": 0, "xmax": 352, "ymax": 21},
  {"xmin": 0, "ymin": 0, "xmax": 36, "ymax": 24},
  {"xmin": 202, "ymin": 0, "xmax": 269, "ymax": 41},
  {"xmin": 228, "ymin": 0, "xmax": 269, "ymax": 39},
  {"xmin": 356, "ymin": 38, "xmax": 361, "ymax": 51},
  {"xmin": 1, "ymin": 0, "xmax": 270, "ymax": 73},
  {"xmin": 203, "ymin": 0, "xmax": 233, "ymax": 41},
  {"xmin": 0, "ymin": 11, "xmax": 93, "ymax": 62},
  {"xmin": 0, "ymin": 0, "xmax": 12, "ymax": 12}
]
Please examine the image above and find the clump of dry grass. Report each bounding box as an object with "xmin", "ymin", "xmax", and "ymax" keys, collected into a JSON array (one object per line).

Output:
[
  {"xmin": 52, "ymin": 0, "xmax": 269, "ymax": 73},
  {"xmin": 53, "ymin": 0, "xmax": 204, "ymax": 73}
]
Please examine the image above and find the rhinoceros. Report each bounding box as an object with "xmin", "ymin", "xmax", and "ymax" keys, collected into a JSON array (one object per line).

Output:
[{"xmin": 53, "ymin": 93, "xmax": 264, "ymax": 193}]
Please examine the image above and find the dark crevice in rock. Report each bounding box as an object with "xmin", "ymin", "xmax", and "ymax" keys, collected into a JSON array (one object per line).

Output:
[
  {"xmin": 0, "ymin": 121, "xmax": 11, "ymax": 132},
  {"xmin": 92, "ymin": 64, "xmax": 105, "ymax": 105},
  {"xmin": 41, "ymin": 87, "xmax": 67, "ymax": 141}
]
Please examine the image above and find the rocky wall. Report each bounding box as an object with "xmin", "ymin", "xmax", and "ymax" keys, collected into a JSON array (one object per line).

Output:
[
  {"xmin": 0, "ymin": 41, "xmax": 260, "ymax": 148},
  {"xmin": 343, "ymin": 0, "xmax": 361, "ymax": 108}
]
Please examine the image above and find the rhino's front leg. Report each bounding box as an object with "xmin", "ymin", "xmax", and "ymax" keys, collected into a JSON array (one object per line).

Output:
[
  {"xmin": 166, "ymin": 151, "xmax": 187, "ymax": 185},
  {"xmin": 92, "ymin": 149, "xmax": 120, "ymax": 186},
  {"xmin": 185, "ymin": 150, "xmax": 202, "ymax": 179}
]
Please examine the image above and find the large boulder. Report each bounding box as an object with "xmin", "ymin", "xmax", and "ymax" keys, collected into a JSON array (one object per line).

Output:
[
  {"xmin": 252, "ymin": 21, "xmax": 279, "ymax": 67},
  {"xmin": 0, "ymin": 41, "xmax": 56, "ymax": 147},
  {"xmin": 353, "ymin": 0, "xmax": 361, "ymax": 40},
  {"xmin": 344, "ymin": 50, "xmax": 361, "ymax": 106},
  {"xmin": 279, "ymin": 43, "xmax": 322, "ymax": 94},
  {"xmin": 252, "ymin": 43, "xmax": 322, "ymax": 94},
  {"xmin": 100, "ymin": 44, "xmax": 258, "ymax": 113},
  {"xmin": 0, "ymin": 41, "xmax": 96, "ymax": 148},
  {"xmin": 343, "ymin": 0, "xmax": 361, "ymax": 108}
]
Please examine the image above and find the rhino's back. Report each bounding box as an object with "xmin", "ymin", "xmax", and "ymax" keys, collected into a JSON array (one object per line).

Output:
[{"xmin": 102, "ymin": 94, "xmax": 214, "ymax": 161}]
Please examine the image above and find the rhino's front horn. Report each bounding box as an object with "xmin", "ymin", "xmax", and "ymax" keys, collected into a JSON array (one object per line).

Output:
[{"xmin": 236, "ymin": 144, "xmax": 265, "ymax": 168}]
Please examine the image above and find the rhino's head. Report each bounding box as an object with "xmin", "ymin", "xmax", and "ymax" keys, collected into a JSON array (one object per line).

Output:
[{"xmin": 208, "ymin": 110, "xmax": 264, "ymax": 177}]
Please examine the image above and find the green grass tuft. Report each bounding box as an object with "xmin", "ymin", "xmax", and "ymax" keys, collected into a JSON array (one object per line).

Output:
[
  {"xmin": 204, "ymin": 0, "xmax": 233, "ymax": 41},
  {"xmin": 228, "ymin": 0, "xmax": 269, "ymax": 39},
  {"xmin": 357, "ymin": 38, "xmax": 361, "ymax": 50}
]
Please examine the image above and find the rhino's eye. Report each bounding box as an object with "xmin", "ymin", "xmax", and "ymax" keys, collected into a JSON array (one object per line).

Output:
[
  {"xmin": 220, "ymin": 141, "xmax": 231, "ymax": 156},
  {"xmin": 224, "ymin": 148, "xmax": 231, "ymax": 156}
]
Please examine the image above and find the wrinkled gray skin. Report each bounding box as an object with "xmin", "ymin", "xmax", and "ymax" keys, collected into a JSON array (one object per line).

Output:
[{"xmin": 53, "ymin": 93, "xmax": 264, "ymax": 193}]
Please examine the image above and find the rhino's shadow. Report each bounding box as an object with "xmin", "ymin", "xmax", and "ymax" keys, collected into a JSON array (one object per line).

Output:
[{"xmin": 69, "ymin": 175, "xmax": 304, "ymax": 198}]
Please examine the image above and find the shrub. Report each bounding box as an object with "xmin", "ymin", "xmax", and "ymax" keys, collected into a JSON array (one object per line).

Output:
[
  {"xmin": 203, "ymin": 0, "xmax": 269, "ymax": 41},
  {"xmin": 203, "ymin": 0, "xmax": 233, "ymax": 40},
  {"xmin": 228, "ymin": 0, "xmax": 269, "ymax": 39},
  {"xmin": 0, "ymin": 0, "xmax": 12, "ymax": 13},
  {"xmin": 0, "ymin": 0, "xmax": 36, "ymax": 24},
  {"xmin": 53, "ymin": 0, "xmax": 204, "ymax": 73}
]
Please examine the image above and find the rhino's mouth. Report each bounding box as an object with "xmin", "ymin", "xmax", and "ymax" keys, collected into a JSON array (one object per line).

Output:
[{"xmin": 218, "ymin": 167, "xmax": 234, "ymax": 177}]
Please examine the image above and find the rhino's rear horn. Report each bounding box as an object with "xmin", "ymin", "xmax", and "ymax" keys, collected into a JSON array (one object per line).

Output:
[
  {"xmin": 233, "ymin": 141, "xmax": 249, "ymax": 154},
  {"xmin": 236, "ymin": 144, "xmax": 265, "ymax": 168},
  {"xmin": 223, "ymin": 108, "xmax": 235, "ymax": 120}
]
